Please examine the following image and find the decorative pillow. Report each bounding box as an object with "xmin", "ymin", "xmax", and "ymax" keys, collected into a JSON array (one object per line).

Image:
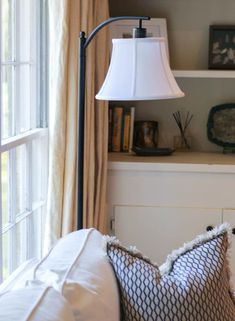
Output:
[
  {"xmin": 0, "ymin": 258, "xmax": 39, "ymax": 293},
  {"xmin": 0, "ymin": 286, "xmax": 75, "ymax": 321},
  {"xmin": 33, "ymin": 228, "xmax": 120, "ymax": 321},
  {"xmin": 107, "ymin": 223, "xmax": 235, "ymax": 321}
]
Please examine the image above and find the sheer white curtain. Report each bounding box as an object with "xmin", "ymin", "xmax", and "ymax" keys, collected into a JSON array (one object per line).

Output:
[{"xmin": 45, "ymin": 0, "xmax": 109, "ymax": 251}]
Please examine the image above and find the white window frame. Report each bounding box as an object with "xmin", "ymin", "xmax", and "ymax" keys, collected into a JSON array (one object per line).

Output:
[{"xmin": 0, "ymin": 0, "xmax": 48, "ymax": 281}]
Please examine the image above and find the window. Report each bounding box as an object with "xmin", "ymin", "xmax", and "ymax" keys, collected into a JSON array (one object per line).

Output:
[{"xmin": 0, "ymin": 0, "xmax": 48, "ymax": 280}]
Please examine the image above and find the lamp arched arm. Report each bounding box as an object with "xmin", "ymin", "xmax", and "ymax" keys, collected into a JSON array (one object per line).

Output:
[{"xmin": 84, "ymin": 16, "xmax": 150, "ymax": 49}]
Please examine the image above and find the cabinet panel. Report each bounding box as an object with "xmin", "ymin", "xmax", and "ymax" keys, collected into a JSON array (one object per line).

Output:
[
  {"xmin": 108, "ymin": 168, "xmax": 235, "ymax": 209},
  {"xmin": 223, "ymin": 209, "xmax": 235, "ymax": 287},
  {"xmin": 114, "ymin": 206, "xmax": 221, "ymax": 265}
]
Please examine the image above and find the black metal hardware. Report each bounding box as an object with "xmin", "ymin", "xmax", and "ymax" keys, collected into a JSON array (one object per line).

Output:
[
  {"xmin": 133, "ymin": 19, "xmax": 147, "ymax": 38},
  {"xmin": 77, "ymin": 31, "xmax": 86, "ymax": 231},
  {"xmin": 206, "ymin": 226, "xmax": 214, "ymax": 231},
  {"xmin": 232, "ymin": 228, "xmax": 235, "ymax": 235},
  {"xmin": 85, "ymin": 16, "xmax": 150, "ymax": 48}
]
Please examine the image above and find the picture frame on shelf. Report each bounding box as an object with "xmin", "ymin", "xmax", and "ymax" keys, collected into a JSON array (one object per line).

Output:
[
  {"xmin": 109, "ymin": 18, "xmax": 169, "ymax": 60},
  {"xmin": 209, "ymin": 25, "xmax": 235, "ymax": 69}
]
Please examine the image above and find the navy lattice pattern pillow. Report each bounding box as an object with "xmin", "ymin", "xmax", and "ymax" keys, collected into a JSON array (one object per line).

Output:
[{"xmin": 107, "ymin": 224, "xmax": 235, "ymax": 321}]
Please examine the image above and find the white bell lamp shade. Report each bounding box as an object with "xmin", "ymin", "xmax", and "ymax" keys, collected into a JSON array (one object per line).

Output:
[{"xmin": 96, "ymin": 37, "xmax": 184, "ymax": 101}]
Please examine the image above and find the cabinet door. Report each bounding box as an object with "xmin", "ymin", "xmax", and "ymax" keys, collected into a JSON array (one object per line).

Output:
[
  {"xmin": 114, "ymin": 206, "xmax": 221, "ymax": 265},
  {"xmin": 223, "ymin": 209, "xmax": 235, "ymax": 287}
]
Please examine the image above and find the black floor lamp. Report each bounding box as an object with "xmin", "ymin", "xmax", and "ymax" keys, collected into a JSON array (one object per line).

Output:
[{"xmin": 77, "ymin": 16, "xmax": 184, "ymax": 229}]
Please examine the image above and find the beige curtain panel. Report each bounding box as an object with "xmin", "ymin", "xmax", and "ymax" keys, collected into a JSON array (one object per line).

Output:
[{"xmin": 45, "ymin": 0, "xmax": 109, "ymax": 251}]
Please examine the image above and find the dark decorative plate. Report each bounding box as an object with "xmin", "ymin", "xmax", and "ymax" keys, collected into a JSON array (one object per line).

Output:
[
  {"xmin": 207, "ymin": 103, "xmax": 235, "ymax": 147},
  {"xmin": 133, "ymin": 146, "xmax": 175, "ymax": 156}
]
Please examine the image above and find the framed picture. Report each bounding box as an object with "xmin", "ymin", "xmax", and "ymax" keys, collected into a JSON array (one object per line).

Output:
[
  {"xmin": 109, "ymin": 18, "xmax": 169, "ymax": 60},
  {"xmin": 209, "ymin": 25, "xmax": 235, "ymax": 69}
]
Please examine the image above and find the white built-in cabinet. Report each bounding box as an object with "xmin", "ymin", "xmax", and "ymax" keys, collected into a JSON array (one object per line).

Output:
[
  {"xmin": 114, "ymin": 206, "xmax": 235, "ymax": 286},
  {"xmin": 114, "ymin": 206, "xmax": 222, "ymax": 265},
  {"xmin": 107, "ymin": 152, "xmax": 235, "ymax": 286},
  {"xmin": 108, "ymin": 0, "xmax": 235, "ymax": 288}
]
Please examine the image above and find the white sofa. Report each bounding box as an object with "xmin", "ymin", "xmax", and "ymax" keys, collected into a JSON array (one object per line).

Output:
[{"xmin": 0, "ymin": 229, "xmax": 120, "ymax": 321}]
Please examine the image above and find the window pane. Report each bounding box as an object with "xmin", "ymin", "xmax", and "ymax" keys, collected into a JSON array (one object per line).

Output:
[
  {"xmin": 1, "ymin": 152, "xmax": 9, "ymax": 226},
  {"xmin": 32, "ymin": 136, "xmax": 48, "ymax": 205},
  {"xmin": 2, "ymin": 232, "xmax": 10, "ymax": 280},
  {"xmin": 1, "ymin": 66, "xmax": 14, "ymax": 139},
  {"xmin": 29, "ymin": 210, "xmax": 42, "ymax": 258},
  {"xmin": 1, "ymin": 0, "xmax": 14, "ymax": 62},
  {"xmin": 19, "ymin": 0, "xmax": 31, "ymax": 62},
  {"xmin": 18, "ymin": 65, "xmax": 31, "ymax": 133},
  {"xmin": 15, "ymin": 219, "xmax": 27, "ymax": 267},
  {"xmin": 15, "ymin": 145, "xmax": 27, "ymax": 215}
]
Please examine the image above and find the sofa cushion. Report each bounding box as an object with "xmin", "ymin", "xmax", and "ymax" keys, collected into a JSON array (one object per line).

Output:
[
  {"xmin": 33, "ymin": 228, "xmax": 120, "ymax": 321},
  {"xmin": 0, "ymin": 286, "xmax": 75, "ymax": 321},
  {"xmin": 107, "ymin": 223, "xmax": 235, "ymax": 321}
]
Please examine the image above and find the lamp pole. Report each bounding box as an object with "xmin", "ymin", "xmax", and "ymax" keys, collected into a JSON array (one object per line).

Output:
[{"xmin": 77, "ymin": 16, "xmax": 150, "ymax": 229}]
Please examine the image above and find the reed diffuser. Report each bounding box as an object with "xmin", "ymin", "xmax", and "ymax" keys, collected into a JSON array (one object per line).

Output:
[{"xmin": 173, "ymin": 111, "xmax": 193, "ymax": 150}]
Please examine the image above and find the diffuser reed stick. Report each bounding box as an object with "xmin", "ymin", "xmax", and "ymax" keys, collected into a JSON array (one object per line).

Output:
[{"xmin": 173, "ymin": 111, "xmax": 193, "ymax": 149}]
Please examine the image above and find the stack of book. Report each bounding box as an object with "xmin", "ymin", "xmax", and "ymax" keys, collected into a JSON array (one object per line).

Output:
[{"xmin": 108, "ymin": 106, "xmax": 135, "ymax": 153}]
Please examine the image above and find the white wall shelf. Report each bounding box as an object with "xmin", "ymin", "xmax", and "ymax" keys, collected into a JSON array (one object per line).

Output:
[
  {"xmin": 108, "ymin": 151, "xmax": 235, "ymax": 167},
  {"xmin": 173, "ymin": 70, "xmax": 235, "ymax": 79}
]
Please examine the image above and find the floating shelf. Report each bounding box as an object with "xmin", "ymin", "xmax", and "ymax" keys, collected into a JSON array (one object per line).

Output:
[{"xmin": 173, "ymin": 70, "xmax": 235, "ymax": 79}]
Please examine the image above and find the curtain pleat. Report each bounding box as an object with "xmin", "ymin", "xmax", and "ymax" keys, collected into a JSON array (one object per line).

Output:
[
  {"xmin": 83, "ymin": 1, "xmax": 109, "ymax": 233},
  {"xmin": 45, "ymin": 0, "xmax": 109, "ymax": 251}
]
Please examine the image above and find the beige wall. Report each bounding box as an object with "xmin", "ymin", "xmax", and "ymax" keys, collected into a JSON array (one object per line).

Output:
[{"xmin": 109, "ymin": 0, "xmax": 235, "ymax": 152}]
